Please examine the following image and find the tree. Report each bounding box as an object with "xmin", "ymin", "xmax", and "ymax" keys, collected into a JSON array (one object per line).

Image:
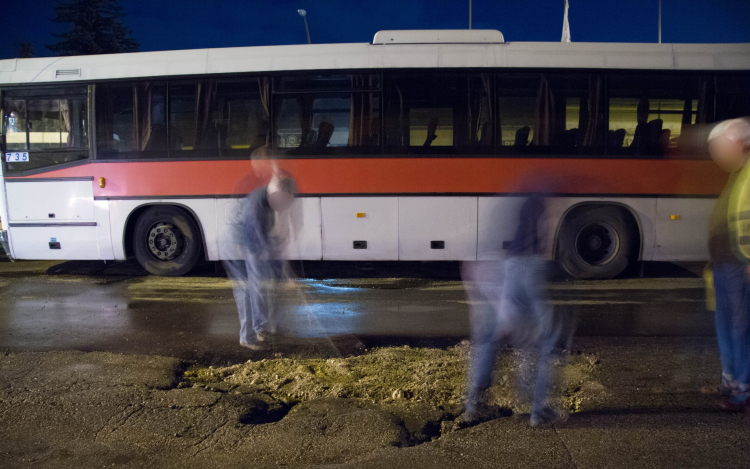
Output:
[
  {"xmin": 47, "ymin": 0, "xmax": 139, "ymax": 56},
  {"xmin": 14, "ymin": 42, "xmax": 35, "ymax": 58}
]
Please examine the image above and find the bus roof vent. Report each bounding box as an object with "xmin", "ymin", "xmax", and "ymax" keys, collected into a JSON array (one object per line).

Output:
[
  {"xmin": 373, "ymin": 29, "xmax": 505, "ymax": 45},
  {"xmin": 55, "ymin": 69, "xmax": 81, "ymax": 78}
]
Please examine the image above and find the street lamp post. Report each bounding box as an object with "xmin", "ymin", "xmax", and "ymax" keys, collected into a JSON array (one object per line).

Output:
[
  {"xmin": 658, "ymin": 0, "xmax": 662, "ymax": 43},
  {"xmin": 298, "ymin": 9, "xmax": 311, "ymax": 44}
]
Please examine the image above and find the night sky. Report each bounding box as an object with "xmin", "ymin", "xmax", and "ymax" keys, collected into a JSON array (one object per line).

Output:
[{"xmin": 2, "ymin": 0, "xmax": 750, "ymax": 60}]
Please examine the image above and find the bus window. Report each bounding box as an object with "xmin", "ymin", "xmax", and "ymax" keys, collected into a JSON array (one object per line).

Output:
[
  {"xmin": 165, "ymin": 79, "xmax": 267, "ymax": 158},
  {"xmin": 61, "ymin": 98, "xmax": 88, "ymax": 149},
  {"xmin": 28, "ymin": 99, "xmax": 63, "ymax": 150},
  {"xmin": 169, "ymin": 83, "xmax": 198, "ymax": 151},
  {"xmin": 274, "ymin": 74, "xmax": 381, "ymax": 154},
  {"xmin": 607, "ymin": 74, "xmax": 703, "ymax": 157},
  {"xmin": 96, "ymin": 82, "xmax": 166, "ymax": 158},
  {"xmin": 219, "ymin": 80, "xmax": 267, "ymax": 153},
  {"xmin": 27, "ymin": 98, "xmax": 90, "ymax": 150},
  {"xmin": 385, "ymin": 72, "xmax": 492, "ymax": 154},
  {"xmin": 497, "ymin": 73, "xmax": 603, "ymax": 156},
  {"xmin": 3, "ymin": 100, "xmax": 27, "ymax": 150},
  {"xmin": 716, "ymin": 72, "xmax": 750, "ymax": 121},
  {"xmin": 2, "ymin": 87, "xmax": 89, "ymax": 172}
]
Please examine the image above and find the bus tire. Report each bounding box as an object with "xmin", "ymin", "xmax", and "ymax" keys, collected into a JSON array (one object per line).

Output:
[
  {"xmin": 133, "ymin": 206, "xmax": 202, "ymax": 276},
  {"xmin": 557, "ymin": 205, "xmax": 638, "ymax": 280}
]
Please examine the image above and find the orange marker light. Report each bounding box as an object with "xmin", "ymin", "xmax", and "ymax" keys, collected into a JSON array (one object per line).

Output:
[
  {"xmin": 356, "ymin": 213, "xmax": 366, "ymax": 218},
  {"xmin": 99, "ymin": 177, "xmax": 105, "ymax": 188},
  {"xmin": 670, "ymin": 215, "xmax": 680, "ymax": 220}
]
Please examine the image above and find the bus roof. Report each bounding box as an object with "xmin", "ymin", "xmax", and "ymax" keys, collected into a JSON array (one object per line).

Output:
[{"xmin": 1, "ymin": 39, "xmax": 749, "ymax": 85}]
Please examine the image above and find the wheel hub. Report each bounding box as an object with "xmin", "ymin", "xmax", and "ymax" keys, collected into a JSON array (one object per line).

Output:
[
  {"xmin": 575, "ymin": 222, "xmax": 619, "ymax": 266},
  {"xmin": 147, "ymin": 223, "xmax": 183, "ymax": 261}
]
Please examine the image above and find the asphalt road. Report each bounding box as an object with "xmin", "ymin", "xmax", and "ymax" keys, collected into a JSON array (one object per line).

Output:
[
  {"xmin": 0, "ymin": 259, "xmax": 713, "ymax": 364},
  {"xmin": 3, "ymin": 259, "xmax": 749, "ymax": 469}
]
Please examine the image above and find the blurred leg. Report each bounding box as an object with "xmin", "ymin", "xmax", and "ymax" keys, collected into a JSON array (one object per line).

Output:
[
  {"xmin": 464, "ymin": 261, "xmax": 503, "ymax": 415},
  {"xmin": 246, "ymin": 257, "xmax": 271, "ymax": 335},
  {"xmin": 223, "ymin": 259, "xmax": 254, "ymax": 344},
  {"xmin": 713, "ymin": 263, "xmax": 740, "ymax": 393},
  {"xmin": 524, "ymin": 257, "xmax": 559, "ymax": 417},
  {"xmin": 466, "ymin": 300, "xmax": 501, "ymax": 415},
  {"xmin": 731, "ymin": 267, "xmax": 750, "ymax": 401}
]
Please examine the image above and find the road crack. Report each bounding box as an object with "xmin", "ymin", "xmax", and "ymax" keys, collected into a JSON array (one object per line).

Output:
[{"xmin": 553, "ymin": 425, "xmax": 579, "ymax": 469}]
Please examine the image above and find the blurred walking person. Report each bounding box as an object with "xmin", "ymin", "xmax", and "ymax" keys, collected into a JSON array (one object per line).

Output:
[
  {"xmin": 462, "ymin": 193, "xmax": 569, "ymax": 427},
  {"xmin": 221, "ymin": 174, "xmax": 297, "ymax": 350},
  {"xmin": 706, "ymin": 118, "xmax": 750, "ymax": 411}
]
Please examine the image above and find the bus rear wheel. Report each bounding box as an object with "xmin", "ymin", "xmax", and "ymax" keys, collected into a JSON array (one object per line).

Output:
[
  {"xmin": 557, "ymin": 206, "xmax": 638, "ymax": 280},
  {"xmin": 133, "ymin": 206, "xmax": 202, "ymax": 276}
]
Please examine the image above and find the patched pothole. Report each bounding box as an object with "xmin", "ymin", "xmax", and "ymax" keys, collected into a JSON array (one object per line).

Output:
[{"xmin": 180, "ymin": 343, "xmax": 603, "ymax": 444}]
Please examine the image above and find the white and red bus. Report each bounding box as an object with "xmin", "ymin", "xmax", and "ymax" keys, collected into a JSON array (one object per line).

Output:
[{"xmin": 0, "ymin": 30, "xmax": 748, "ymax": 278}]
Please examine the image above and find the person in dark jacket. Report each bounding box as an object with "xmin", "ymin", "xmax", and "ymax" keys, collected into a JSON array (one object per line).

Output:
[
  {"xmin": 222, "ymin": 175, "xmax": 297, "ymax": 350},
  {"xmin": 462, "ymin": 194, "xmax": 568, "ymax": 427}
]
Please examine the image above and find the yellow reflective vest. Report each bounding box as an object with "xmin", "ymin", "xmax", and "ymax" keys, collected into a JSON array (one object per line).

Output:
[{"xmin": 728, "ymin": 161, "xmax": 750, "ymax": 262}]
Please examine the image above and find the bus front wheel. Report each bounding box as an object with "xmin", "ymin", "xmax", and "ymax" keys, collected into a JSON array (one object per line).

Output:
[
  {"xmin": 133, "ymin": 206, "xmax": 202, "ymax": 276},
  {"xmin": 557, "ymin": 206, "xmax": 638, "ymax": 280}
]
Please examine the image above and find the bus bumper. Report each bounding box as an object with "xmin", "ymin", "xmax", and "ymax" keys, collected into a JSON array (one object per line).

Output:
[{"xmin": 0, "ymin": 231, "xmax": 13, "ymax": 260}]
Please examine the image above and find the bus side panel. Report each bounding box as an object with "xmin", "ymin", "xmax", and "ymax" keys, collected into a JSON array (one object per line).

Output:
[
  {"xmin": 94, "ymin": 199, "xmax": 115, "ymax": 260},
  {"xmin": 6, "ymin": 180, "xmax": 95, "ymax": 221},
  {"xmin": 477, "ymin": 196, "xmax": 527, "ymax": 261},
  {"xmin": 10, "ymin": 226, "xmax": 100, "ymax": 260},
  {"xmin": 399, "ymin": 197, "xmax": 477, "ymax": 261},
  {"xmin": 281, "ymin": 197, "xmax": 322, "ymax": 260},
  {"xmin": 653, "ymin": 198, "xmax": 714, "ymax": 261},
  {"xmin": 5, "ymin": 179, "xmax": 100, "ymax": 260},
  {"xmin": 108, "ymin": 200, "xmax": 136, "ymax": 260},
  {"xmin": 321, "ymin": 197, "xmax": 398, "ymax": 261}
]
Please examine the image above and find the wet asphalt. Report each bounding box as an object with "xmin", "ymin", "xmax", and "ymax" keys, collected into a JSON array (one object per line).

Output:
[{"xmin": 0, "ymin": 259, "xmax": 714, "ymax": 364}]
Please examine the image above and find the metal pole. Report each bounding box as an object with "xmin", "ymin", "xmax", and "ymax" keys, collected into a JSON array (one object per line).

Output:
[
  {"xmin": 469, "ymin": 0, "xmax": 472, "ymax": 29},
  {"xmin": 658, "ymin": 0, "xmax": 662, "ymax": 43},
  {"xmin": 304, "ymin": 17, "xmax": 311, "ymax": 44}
]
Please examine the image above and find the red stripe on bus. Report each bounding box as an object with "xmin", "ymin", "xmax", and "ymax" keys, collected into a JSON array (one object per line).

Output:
[{"xmin": 6, "ymin": 158, "xmax": 728, "ymax": 197}]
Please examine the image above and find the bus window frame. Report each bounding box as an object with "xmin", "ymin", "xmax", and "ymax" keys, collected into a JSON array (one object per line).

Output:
[
  {"xmin": 271, "ymin": 71, "xmax": 384, "ymax": 156},
  {"xmin": 4, "ymin": 68, "xmax": 748, "ymax": 176},
  {"xmin": 1, "ymin": 84, "xmax": 92, "ymax": 174}
]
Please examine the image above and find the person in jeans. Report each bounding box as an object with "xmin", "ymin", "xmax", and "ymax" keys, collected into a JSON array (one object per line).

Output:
[
  {"xmin": 706, "ymin": 118, "xmax": 750, "ymax": 411},
  {"xmin": 463, "ymin": 194, "xmax": 568, "ymax": 427},
  {"xmin": 222, "ymin": 175, "xmax": 297, "ymax": 350}
]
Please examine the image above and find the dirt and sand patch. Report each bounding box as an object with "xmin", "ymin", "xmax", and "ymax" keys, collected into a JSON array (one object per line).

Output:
[{"xmin": 183, "ymin": 342, "xmax": 603, "ymax": 417}]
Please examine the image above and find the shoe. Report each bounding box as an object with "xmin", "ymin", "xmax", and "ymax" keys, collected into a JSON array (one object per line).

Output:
[
  {"xmin": 701, "ymin": 384, "xmax": 731, "ymax": 397},
  {"xmin": 239, "ymin": 340, "xmax": 267, "ymax": 351},
  {"xmin": 452, "ymin": 405, "xmax": 513, "ymax": 431},
  {"xmin": 256, "ymin": 331, "xmax": 269, "ymax": 342},
  {"xmin": 719, "ymin": 397, "xmax": 748, "ymax": 413},
  {"xmin": 530, "ymin": 407, "xmax": 568, "ymax": 427}
]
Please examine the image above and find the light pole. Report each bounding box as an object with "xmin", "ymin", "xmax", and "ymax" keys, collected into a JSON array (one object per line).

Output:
[
  {"xmin": 298, "ymin": 9, "xmax": 311, "ymax": 44},
  {"xmin": 469, "ymin": 0, "xmax": 472, "ymax": 29},
  {"xmin": 658, "ymin": 0, "xmax": 662, "ymax": 43}
]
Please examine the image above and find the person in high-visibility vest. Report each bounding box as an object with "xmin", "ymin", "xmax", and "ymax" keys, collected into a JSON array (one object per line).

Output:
[{"xmin": 706, "ymin": 117, "xmax": 750, "ymax": 412}]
